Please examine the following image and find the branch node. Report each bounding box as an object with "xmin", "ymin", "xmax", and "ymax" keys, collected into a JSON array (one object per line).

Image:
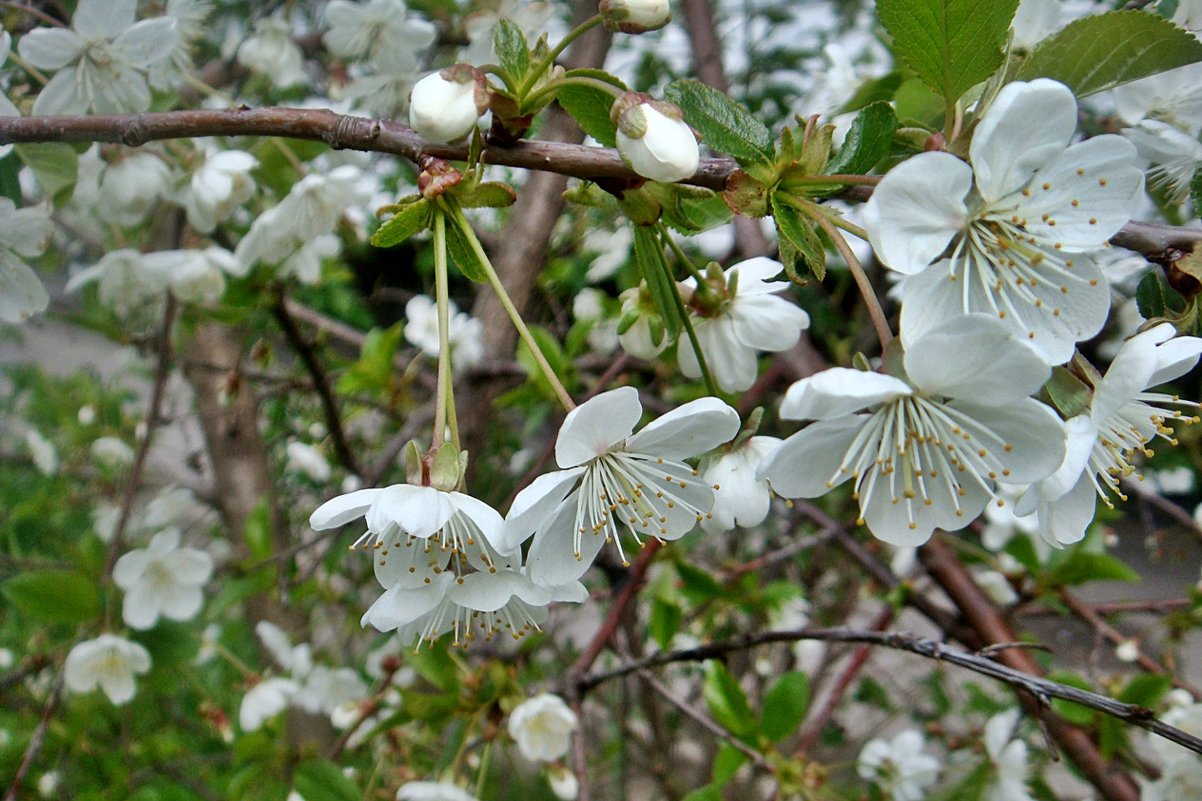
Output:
[{"xmin": 122, "ymin": 116, "xmax": 148, "ymax": 147}]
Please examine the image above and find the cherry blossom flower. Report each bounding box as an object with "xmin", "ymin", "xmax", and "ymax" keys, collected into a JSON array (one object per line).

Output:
[
  {"xmin": 613, "ymin": 96, "xmax": 699, "ymax": 183},
  {"xmin": 18, "ymin": 0, "xmax": 179, "ymax": 115},
  {"xmin": 286, "ymin": 441, "xmax": 331, "ymax": 482},
  {"xmin": 865, "ymin": 79, "xmax": 1143, "ymax": 365},
  {"xmin": 699, "ymin": 435, "xmax": 781, "ymax": 533},
  {"xmin": 1143, "ymin": 702, "xmax": 1202, "ymax": 800},
  {"xmin": 1015, "ymin": 322, "xmax": 1202, "ymax": 546},
  {"xmin": 395, "ymin": 782, "xmax": 481, "ymax": 801},
  {"xmin": 502, "ymin": 386, "xmax": 740, "ymax": 584},
  {"xmin": 184, "ymin": 148, "xmax": 258, "ymax": 234},
  {"xmin": 1122, "ymin": 119, "xmax": 1202, "ymax": 203},
  {"xmin": 63, "ymin": 634, "xmax": 152, "ymax": 705},
  {"xmin": 983, "ymin": 709, "xmax": 1035, "ymax": 801},
  {"xmin": 404, "ymin": 295, "xmax": 485, "ymax": 371},
  {"xmin": 408, "ymin": 67, "xmax": 490, "ymax": 144},
  {"xmin": 616, "ymin": 284, "xmax": 669, "ymax": 360},
  {"xmin": 507, "ymin": 693, "xmax": 578, "ymax": 761},
  {"xmin": 460, "ymin": 1, "xmax": 553, "ymax": 68},
  {"xmin": 239, "ymin": 677, "xmax": 300, "ymax": 731},
  {"xmin": 311, "ymin": 484, "xmax": 583, "ymax": 646},
  {"xmin": 0, "ymin": 198, "xmax": 52, "ymax": 325},
  {"xmin": 677, "ymin": 257, "xmax": 810, "ymax": 392},
  {"xmin": 759, "ymin": 315, "xmax": 1065, "ymax": 546},
  {"xmin": 237, "ymin": 15, "xmax": 307, "ymax": 88},
  {"xmin": 66, "ymin": 249, "xmax": 169, "ymax": 317},
  {"xmin": 1112, "ymin": 63, "xmax": 1202, "ymax": 137},
  {"xmin": 113, "ymin": 528, "xmax": 214, "ymax": 630},
  {"xmin": 323, "ymin": 0, "xmax": 436, "ymax": 70},
  {"xmin": 856, "ymin": 729, "xmax": 941, "ymax": 801},
  {"xmin": 600, "ymin": 0, "xmax": 671, "ymax": 34}
]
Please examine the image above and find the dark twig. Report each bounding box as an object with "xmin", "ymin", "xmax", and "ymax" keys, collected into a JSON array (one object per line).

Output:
[
  {"xmin": 271, "ymin": 292, "xmax": 364, "ymax": 478},
  {"xmin": 577, "ymin": 625, "xmax": 1202, "ymax": 755},
  {"xmin": 3, "ymin": 668, "xmax": 65, "ymax": 801}
]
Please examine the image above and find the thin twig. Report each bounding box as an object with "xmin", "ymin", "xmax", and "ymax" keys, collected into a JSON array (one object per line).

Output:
[
  {"xmin": 3, "ymin": 668, "xmax": 65, "ymax": 801},
  {"xmin": 271, "ymin": 292, "xmax": 364, "ymax": 478}
]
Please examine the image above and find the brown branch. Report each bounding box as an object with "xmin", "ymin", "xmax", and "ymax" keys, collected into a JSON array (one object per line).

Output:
[
  {"xmin": 920, "ymin": 538, "xmax": 1142, "ymax": 801},
  {"xmin": 3, "ymin": 668, "xmax": 65, "ymax": 801},
  {"xmin": 271, "ymin": 291, "xmax": 364, "ymax": 478},
  {"xmin": 576, "ymin": 624, "xmax": 1202, "ymax": 756}
]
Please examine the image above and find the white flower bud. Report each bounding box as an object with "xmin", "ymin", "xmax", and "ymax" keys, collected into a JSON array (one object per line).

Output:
[
  {"xmin": 409, "ymin": 66, "xmax": 489, "ymax": 144},
  {"xmin": 600, "ymin": 0, "xmax": 671, "ymax": 33},
  {"xmin": 507, "ymin": 693, "xmax": 578, "ymax": 762},
  {"xmin": 613, "ymin": 98, "xmax": 698, "ymax": 183}
]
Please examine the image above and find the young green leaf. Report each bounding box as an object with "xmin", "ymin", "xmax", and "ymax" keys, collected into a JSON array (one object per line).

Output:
[
  {"xmin": 445, "ymin": 213, "xmax": 490, "ymax": 283},
  {"xmin": 665, "ymin": 79, "xmax": 774, "ymax": 165},
  {"xmin": 1017, "ymin": 11, "xmax": 1202, "ymax": 96},
  {"xmin": 1, "ymin": 569, "xmax": 101, "ymax": 624},
  {"xmin": 824, "ymin": 101, "xmax": 898, "ymax": 178},
  {"xmin": 370, "ymin": 199, "xmax": 431, "ymax": 248},
  {"xmin": 772, "ymin": 197, "xmax": 826, "ymax": 282},
  {"xmin": 557, "ymin": 69, "xmax": 626, "ymax": 147},
  {"xmin": 761, "ymin": 671, "xmax": 810, "ymax": 742},
  {"xmin": 631, "ymin": 225, "xmax": 683, "ymax": 338},
  {"xmin": 877, "ymin": 0, "xmax": 1019, "ymax": 108},
  {"xmin": 292, "ymin": 761, "xmax": 360, "ymax": 801},
  {"xmin": 494, "ymin": 19, "xmax": 530, "ymax": 87},
  {"xmin": 703, "ymin": 660, "xmax": 757, "ymax": 739}
]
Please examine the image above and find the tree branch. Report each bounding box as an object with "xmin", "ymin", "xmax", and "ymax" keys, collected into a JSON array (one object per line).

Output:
[{"xmin": 577, "ymin": 624, "xmax": 1202, "ymax": 755}]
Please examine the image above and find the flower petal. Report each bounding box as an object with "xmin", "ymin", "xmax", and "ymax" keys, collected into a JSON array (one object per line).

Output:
[
  {"xmin": 449, "ymin": 570, "xmax": 550, "ymax": 612},
  {"xmin": 903, "ymin": 314, "xmax": 1050, "ymax": 403},
  {"xmin": 729, "ymin": 293, "xmax": 809, "ymax": 352},
  {"xmin": 367, "ymin": 484, "xmax": 454, "ymax": 538},
  {"xmin": 448, "ymin": 491, "xmax": 505, "ymax": 551},
  {"xmin": 555, "ymin": 386, "xmax": 641, "ymax": 468},
  {"xmin": 971, "ymin": 79, "xmax": 1077, "ymax": 202},
  {"xmin": 1036, "ymin": 472, "xmax": 1097, "ymax": 547},
  {"xmin": 17, "ymin": 28, "xmax": 83, "ymax": 71},
  {"xmin": 625, "ymin": 396, "xmax": 740, "ymax": 459},
  {"xmin": 950, "ymin": 397, "xmax": 1066, "ymax": 484},
  {"xmin": 728, "ymin": 256, "xmax": 788, "ymax": 295},
  {"xmin": 0, "ymin": 252, "xmax": 49, "ymax": 324},
  {"xmin": 526, "ymin": 495, "xmax": 606, "ymax": 586},
  {"xmin": 74, "ymin": 0, "xmax": 137, "ymax": 39},
  {"xmin": 309, "ymin": 488, "xmax": 384, "ymax": 529},
  {"xmin": 360, "ymin": 573, "xmax": 452, "ymax": 632},
  {"xmin": 501, "ymin": 467, "xmax": 586, "ymax": 551},
  {"xmin": 757, "ymin": 416, "xmax": 864, "ymax": 498},
  {"xmin": 860, "ymin": 468, "xmax": 990, "ymax": 546},
  {"xmin": 779, "ymin": 368, "xmax": 910, "ymax": 420},
  {"xmin": 112, "ymin": 17, "xmax": 180, "ymax": 68},
  {"xmin": 863, "ymin": 152, "xmax": 971, "ymax": 275}
]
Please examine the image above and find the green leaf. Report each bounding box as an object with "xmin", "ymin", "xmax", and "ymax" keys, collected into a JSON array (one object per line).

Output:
[
  {"xmin": 877, "ymin": 0, "xmax": 1019, "ymax": 107},
  {"xmin": 494, "ymin": 19, "xmax": 530, "ymax": 85},
  {"xmin": 408, "ymin": 642, "xmax": 461, "ymax": 693},
  {"xmin": 1, "ymin": 569, "xmax": 100, "ymax": 624},
  {"xmin": 649, "ymin": 597, "xmax": 682, "ymax": 650},
  {"xmin": 445, "ymin": 214, "xmax": 489, "ymax": 283},
  {"xmin": 1046, "ymin": 550, "xmax": 1139, "ymax": 587},
  {"xmin": 1192, "ymin": 165, "xmax": 1202, "ymax": 219},
  {"xmin": 1044, "ymin": 366, "xmax": 1093, "ymax": 419},
  {"xmin": 243, "ymin": 498, "xmax": 273, "ymax": 562},
  {"xmin": 675, "ymin": 560, "xmax": 724, "ymax": 602},
  {"xmin": 371, "ymin": 199, "xmax": 431, "ymax": 248},
  {"xmin": 455, "ymin": 181, "xmax": 517, "ymax": 209},
  {"xmin": 772, "ymin": 197, "xmax": 826, "ymax": 282},
  {"xmin": 681, "ymin": 786, "xmax": 723, "ymax": 801},
  {"xmin": 712, "ymin": 743, "xmax": 747, "ymax": 784},
  {"xmin": 557, "ymin": 70, "xmax": 626, "ymax": 147},
  {"xmin": 1046, "ymin": 671, "xmax": 1097, "ymax": 725},
  {"xmin": 293, "ymin": 760, "xmax": 359, "ymax": 801},
  {"xmin": 631, "ymin": 225, "xmax": 682, "ymax": 339},
  {"xmin": 1119, "ymin": 673, "xmax": 1171, "ymax": 707},
  {"xmin": 703, "ymin": 660, "xmax": 757, "ymax": 739},
  {"xmin": 824, "ymin": 101, "xmax": 898, "ymax": 178},
  {"xmin": 665, "ymin": 79, "xmax": 774, "ymax": 165},
  {"xmin": 761, "ymin": 671, "xmax": 810, "ymax": 742},
  {"xmin": 1017, "ymin": 10, "xmax": 1202, "ymax": 96},
  {"xmin": 646, "ymin": 184, "xmax": 732, "ymax": 234},
  {"xmin": 336, "ymin": 323, "xmax": 403, "ymax": 394},
  {"xmin": 15, "ymin": 143, "xmax": 78, "ymax": 206}
]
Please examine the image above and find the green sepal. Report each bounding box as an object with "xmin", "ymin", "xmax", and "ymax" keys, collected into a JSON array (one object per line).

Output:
[
  {"xmin": 493, "ymin": 18, "xmax": 530, "ymax": 89},
  {"xmin": 771, "ymin": 196, "xmax": 825, "ymax": 282},
  {"xmin": 429, "ymin": 442, "xmax": 464, "ymax": 491},
  {"xmin": 722, "ymin": 170, "xmax": 771, "ymax": 218},
  {"xmin": 404, "ymin": 439, "xmax": 424, "ymax": 485},
  {"xmin": 1045, "ymin": 366, "xmax": 1093, "ymax": 419},
  {"xmin": 645, "ymin": 183, "xmax": 732, "ymax": 233},
  {"xmin": 454, "ymin": 181, "xmax": 517, "ymax": 208}
]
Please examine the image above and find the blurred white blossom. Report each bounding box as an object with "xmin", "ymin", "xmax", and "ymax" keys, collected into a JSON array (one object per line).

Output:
[
  {"xmin": 64, "ymin": 634, "xmax": 152, "ymax": 705},
  {"xmin": 113, "ymin": 527, "xmax": 214, "ymax": 630}
]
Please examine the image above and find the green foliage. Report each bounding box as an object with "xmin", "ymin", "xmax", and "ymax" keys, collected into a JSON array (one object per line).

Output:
[
  {"xmin": 1137, "ymin": 269, "xmax": 1188, "ymax": 320},
  {"xmin": 761, "ymin": 671, "xmax": 810, "ymax": 742},
  {"xmin": 631, "ymin": 225, "xmax": 683, "ymax": 339},
  {"xmin": 665, "ymin": 80, "xmax": 775, "ymax": 165},
  {"xmin": 702, "ymin": 660, "xmax": 757, "ymax": 739},
  {"xmin": 293, "ymin": 760, "xmax": 361, "ymax": 801},
  {"xmin": 823, "ymin": 102, "xmax": 898, "ymax": 178},
  {"xmin": 1044, "ymin": 549, "xmax": 1140, "ymax": 587},
  {"xmin": 445, "ymin": 212, "xmax": 490, "ymax": 283},
  {"xmin": 335, "ymin": 323, "xmax": 404, "ymax": 396},
  {"xmin": 371, "ymin": 199, "xmax": 432, "ymax": 248},
  {"xmin": 557, "ymin": 70, "xmax": 627, "ymax": 147},
  {"xmin": 494, "ymin": 19, "xmax": 531, "ymax": 88},
  {"xmin": 772, "ymin": 197, "xmax": 826, "ymax": 282},
  {"xmin": 877, "ymin": 0, "xmax": 1019, "ymax": 108},
  {"xmin": 1016, "ymin": 10, "xmax": 1202, "ymax": 95},
  {"xmin": 1, "ymin": 569, "xmax": 100, "ymax": 623}
]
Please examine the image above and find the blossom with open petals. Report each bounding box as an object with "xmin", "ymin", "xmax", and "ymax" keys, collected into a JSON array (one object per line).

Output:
[
  {"xmin": 311, "ymin": 484, "xmax": 582, "ymax": 646},
  {"xmin": 396, "ymin": 782, "xmax": 480, "ymax": 801},
  {"xmin": 324, "ymin": 0, "xmax": 436, "ymax": 69},
  {"xmin": 237, "ymin": 15, "xmax": 307, "ymax": 88},
  {"xmin": 865, "ymin": 79, "xmax": 1143, "ymax": 364},
  {"xmin": 502, "ymin": 387, "xmax": 740, "ymax": 584},
  {"xmin": 18, "ymin": 0, "xmax": 179, "ymax": 115},
  {"xmin": 0, "ymin": 198, "xmax": 52, "ymax": 324},
  {"xmin": 759, "ymin": 315, "xmax": 1065, "ymax": 546},
  {"xmin": 508, "ymin": 693, "xmax": 578, "ymax": 762},
  {"xmin": 184, "ymin": 148, "xmax": 258, "ymax": 234},
  {"xmin": 983, "ymin": 710, "xmax": 1035, "ymax": 801},
  {"xmin": 63, "ymin": 634, "xmax": 151, "ymax": 705},
  {"xmin": 700, "ymin": 435, "xmax": 781, "ymax": 533},
  {"xmin": 678, "ymin": 257, "xmax": 810, "ymax": 392},
  {"xmin": 856, "ymin": 729, "xmax": 941, "ymax": 801},
  {"xmin": 1015, "ymin": 323, "xmax": 1202, "ymax": 545},
  {"xmin": 113, "ymin": 527, "xmax": 214, "ymax": 629}
]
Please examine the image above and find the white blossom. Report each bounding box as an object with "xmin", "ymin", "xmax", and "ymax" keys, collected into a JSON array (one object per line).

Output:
[
  {"xmin": 677, "ymin": 257, "xmax": 810, "ymax": 392},
  {"xmin": 395, "ymin": 782, "xmax": 480, "ymax": 801},
  {"xmin": 19, "ymin": 0, "xmax": 179, "ymax": 115},
  {"xmin": 1015, "ymin": 323, "xmax": 1202, "ymax": 546},
  {"xmin": 983, "ymin": 709, "xmax": 1035, "ymax": 801},
  {"xmin": 24, "ymin": 429, "xmax": 58, "ymax": 476},
  {"xmin": 1112, "ymin": 63, "xmax": 1202, "ymax": 137},
  {"xmin": 856, "ymin": 729, "xmax": 941, "ymax": 801},
  {"xmin": 404, "ymin": 295, "xmax": 485, "ymax": 370},
  {"xmin": 1122, "ymin": 119, "xmax": 1202, "ymax": 203},
  {"xmin": 97, "ymin": 153, "xmax": 173, "ymax": 228},
  {"xmin": 91, "ymin": 436, "xmax": 136, "ymax": 467},
  {"xmin": 113, "ymin": 528, "xmax": 214, "ymax": 629},
  {"xmin": 286, "ymin": 441, "xmax": 332, "ymax": 482},
  {"xmin": 36, "ymin": 771, "xmax": 59, "ymax": 799},
  {"xmin": 508, "ymin": 693, "xmax": 578, "ymax": 762},
  {"xmin": 866, "ymin": 79, "xmax": 1143, "ymax": 365},
  {"xmin": 184, "ymin": 148, "xmax": 258, "ymax": 234},
  {"xmin": 323, "ymin": 0, "xmax": 436, "ymax": 70},
  {"xmin": 66, "ymin": 249, "xmax": 169, "ymax": 317},
  {"xmin": 0, "ymin": 198, "xmax": 52, "ymax": 324},
  {"xmin": 239, "ymin": 677, "xmax": 300, "ymax": 731},
  {"xmin": 700, "ymin": 435, "xmax": 780, "ymax": 533},
  {"xmin": 502, "ymin": 387, "xmax": 740, "ymax": 584},
  {"xmin": 63, "ymin": 634, "xmax": 152, "ymax": 705},
  {"xmin": 760, "ymin": 315, "xmax": 1065, "ymax": 546},
  {"xmin": 600, "ymin": 0, "xmax": 671, "ymax": 34},
  {"xmin": 460, "ymin": 1, "xmax": 553, "ymax": 68},
  {"xmin": 408, "ymin": 67, "xmax": 489, "ymax": 144},
  {"xmin": 237, "ymin": 15, "xmax": 307, "ymax": 88},
  {"xmin": 614, "ymin": 99, "xmax": 699, "ymax": 183}
]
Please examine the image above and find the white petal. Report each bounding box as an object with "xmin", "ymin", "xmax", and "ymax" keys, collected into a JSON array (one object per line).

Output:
[
  {"xmin": 861, "ymin": 467, "xmax": 990, "ymax": 546},
  {"xmin": 361, "ymin": 574, "xmax": 452, "ymax": 631},
  {"xmin": 951, "ymin": 397, "xmax": 1066, "ymax": 484},
  {"xmin": 17, "ymin": 28, "xmax": 83, "ymax": 70},
  {"xmin": 555, "ymin": 386, "xmax": 641, "ymax": 468},
  {"xmin": 112, "ymin": 550, "xmax": 150, "ymax": 589},
  {"xmin": 0, "ymin": 252, "xmax": 49, "ymax": 324},
  {"xmin": 163, "ymin": 548, "xmax": 214, "ymax": 584},
  {"xmin": 729, "ymin": 293, "xmax": 809, "ymax": 352},
  {"xmin": 678, "ymin": 316, "xmax": 759, "ymax": 392},
  {"xmin": 757, "ymin": 416, "xmax": 863, "ymax": 497},
  {"xmin": 625, "ymin": 396, "xmax": 740, "ymax": 459},
  {"xmin": 449, "ymin": 570, "xmax": 550, "ymax": 612},
  {"xmin": 74, "ymin": 0, "xmax": 137, "ymax": 39},
  {"xmin": 526, "ymin": 497, "xmax": 606, "ymax": 585},
  {"xmin": 903, "ymin": 314, "xmax": 1050, "ymax": 403},
  {"xmin": 863, "ymin": 152, "xmax": 971, "ymax": 275},
  {"xmin": 122, "ymin": 583, "xmax": 162, "ymax": 630},
  {"xmin": 447, "ymin": 492, "xmax": 505, "ymax": 550},
  {"xmin": 779, "ymin": 368, "xmax": 910, "ymax": 420},
  {"xmin": 309, "ymin": 488, "xmax": 384, "ymax": 529},
  {"xmin": 971, "ymin": 79, "xmax": 1077, "ymax": 202},
  {"xmin": 501, "ymin": 467, "xmax": 586, "ymax": 551},
  {"xmin": 1036, "ymin": 415, "xmax": 1097, "ymax": 502},
  {"xmin": 158, "ymin": 586, "xmax": 204, "ymax": 621},
  {"xmin": 1149, "ymin": 334, "xmax": 1202, "ymax": 387},
  {"xmin": 1094, "ymin": 326, "xmax": 1163, "ymax": 421},
  {"xmin": 31, "ymin": 69, "xmax": 90, "ymax": 115},
  {"xmin": 367, "ymin": 485, "xmax": 454, "ymax": 538},
  {"xmin": 728, "ymin": 257, "xmax": 788, "ymax": 295},
  {"xmin": 1036, "ymin": 474, "xmax": 1096, "ymax": 547},
  {"xmin": 100, "ymin": 671, "xmax": 138, "ymax": 705}
]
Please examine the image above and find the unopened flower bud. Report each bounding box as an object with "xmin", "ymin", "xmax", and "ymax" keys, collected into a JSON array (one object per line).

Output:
[
  {"xmin": 599, "ymin": 0, "xmax": 671, "ymax": 33},
  {"xmin": 409, "ymin": 65, "xmax": 490, "ymax": 144},
  {"xmin": 612, "ymin": 94, "xmax": 698, "ymax": 183}
]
